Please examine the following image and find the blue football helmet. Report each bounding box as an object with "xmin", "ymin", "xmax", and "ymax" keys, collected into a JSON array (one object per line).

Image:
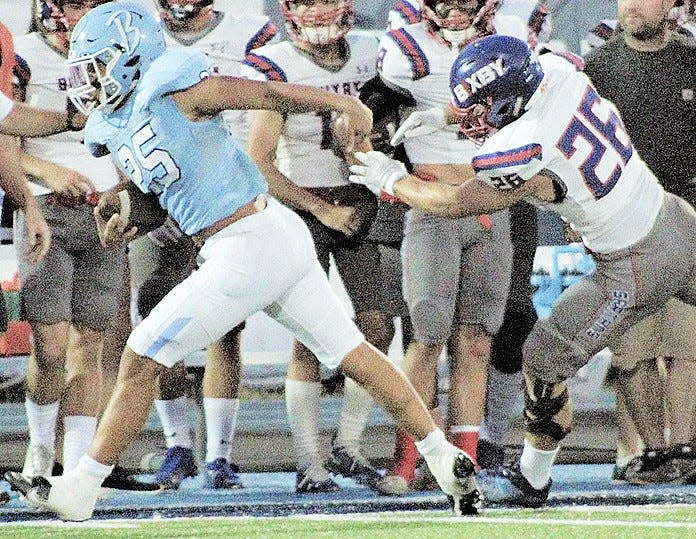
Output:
[
  {"xmin": 448, "ymin": 35, "xmax": 543, "ymax": 142},
  {"xmin": 65, "ymin": 1, "xmax": 166, "ymax": 115}
]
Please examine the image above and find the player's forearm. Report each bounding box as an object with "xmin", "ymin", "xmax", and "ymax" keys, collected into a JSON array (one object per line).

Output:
[
  {"xmin": 263, "ymin": 81, "xmax": 362, "ymax": 116},
  {"xmin": 257, "ymin": 160, "xmax": 328, "ymax": 215},
  {"xmin": 393, "ymin": 176, "xmax": 515, "ymax": 218},
  {"xmin": 392, "ymin": 175, "xmax": 469, "ymax": 218},
  {"xmin": 0, "ymin": 136, "xmax": 39, "ymax": 210},
  {"xmin": 0, "ymin": 102, "xmax": 78, "ymax": 138}
]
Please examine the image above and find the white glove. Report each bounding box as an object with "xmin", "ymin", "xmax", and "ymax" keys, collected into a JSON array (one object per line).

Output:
[
  {"xmin": 349, "ymin": 151, "xmax": 407, "ymax": 197},
  {"xmin": 390, "ymin": 107, "xmax": 447, "ymax": 146}
]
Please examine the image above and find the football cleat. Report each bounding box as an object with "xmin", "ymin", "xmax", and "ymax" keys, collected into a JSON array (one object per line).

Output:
[
  {"xmin": 204, "ymin": 458, "xmax": 244, "ymax": 489},
  {"xmin": 295, "ymin": 463, "xmax": 340, "ymax": 493},
  {"xmin": 421, "ymin": 443, "xmax": 479, "ymax": 511},
  {"xmin": 155, "ymin": 446, "xmax": 197, "ymax": 490},
  {"xmin": 477, "ymin": 461, "xmax": 551, "ymax": 508},
  {"xmin": 326, "ymin": 442, "xmax": 384, "ymax": 489},
  {"xmin": 5, "ymin": 472, "xmax": 98, "ymax": 521},
  {"xmin": 101, "ymin": 465, "xmax": 161, "ymax": 493}
]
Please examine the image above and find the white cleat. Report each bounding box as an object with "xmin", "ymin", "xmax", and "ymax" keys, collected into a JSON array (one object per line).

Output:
[
  {"xmin": 422, "ymin": 443, "xmax": 481, "ymax": 515},
  {"xmin": 26, "ymin": 474, "xmax": 100, "ymax": 522}
]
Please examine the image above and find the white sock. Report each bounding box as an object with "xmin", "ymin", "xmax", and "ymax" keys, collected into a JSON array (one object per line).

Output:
[
  {"xmin": 519, "ymin": 438, "xmax": 559, "ymax": 490},
  {"xmin": 336, "ymin": 377, "xmax": 372, "ymax": 453},
  {"xmin": 285, "ymin": 378, "xmax": 322, "ymax": 469},
  {"xmin": 154, "ymin": 396, "xmax": 193, "ymax": 449},
  {"xmin": 25, "ymin": 397, "xmax": 59, "ymax": 450},
  {"xmin": 62, "ymin": 416, "xmax": 97, "ymax": 473},
  {"xmin": 480, "ymin": 366, "xmax": 523, "ymax": 445},
  {"xmin": 72, "ymin": 454, "xmax": 114, "ymax": 489},
  {"xmin": 414, "ymin": 428, "xmax": 447, "ymax": 456},
  {"xmin": 203, "ymin": 397, "xmax": 240, "ymax": 463}
]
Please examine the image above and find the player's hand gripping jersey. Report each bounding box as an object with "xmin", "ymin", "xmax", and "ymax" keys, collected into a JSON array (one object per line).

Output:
[
  {"xmin": 241, "ymin": 32, "xmax": 378, "ymax": 188},
  {"xmin": 84, "ymin": 49, "xmax": 267, "ymax": 236},
  {"xmin": 470, "ymin": 54, "xmax": 664, "ymax": 253}
]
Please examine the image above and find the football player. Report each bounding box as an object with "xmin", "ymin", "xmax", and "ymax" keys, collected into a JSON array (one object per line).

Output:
[
  {"xmin": 131, "ymin": 0, "xmax": 279, "ymax": 492},
  {"xmin": 12, "ymin": 0, "xmax": 128, "ymax": 485},
  {"xmin": 363, "ymin": 0, "xmax": 546, "ymax": 495},
  {"xmin": 350, "ymin": 33, "xmax": 696, "ymax": 508},
  {"xmin": 242, "ymin": 0, "xmax": 391, "ymax": 493}
]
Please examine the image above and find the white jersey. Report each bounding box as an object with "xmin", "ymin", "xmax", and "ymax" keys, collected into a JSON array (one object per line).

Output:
[
  {"xmin": 471, "ymin": 54, "xmax": 664, "ymax": 253},
  {"xmin": 241, "ymin": 32, "xmax": 379, "ymax": 188},
  {"xmin": 163, "ymin": 12, "xmax": 277, "ymax": 147},
  {"xmin": 14, "ymin": 33, "xmax": 119, "ymax": 193},
  {"xmin": 378, "ymin": 21, "xmax": 526, "ymax": 165}
]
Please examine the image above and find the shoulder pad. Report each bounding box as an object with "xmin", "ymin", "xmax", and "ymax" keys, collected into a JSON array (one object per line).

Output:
[
  {"xmin": 382, "ymin": 28, "xmax": 430, "ymax": 80},
  {"xmin": 137, "ymin": 50, "xmax": 212, "ymax": 108},
  {"xmin": 246, "ymin": 20, "xmax": 279, "ymax": 54}
]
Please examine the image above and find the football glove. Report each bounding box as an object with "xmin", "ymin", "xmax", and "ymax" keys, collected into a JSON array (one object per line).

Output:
[
  {"xmin": 348, "ymin": 151, "xmax": 407, "ymax": 197},
  {"xmin": 390, "ymin": 107, "xmax": 447, "ymax": 146}
]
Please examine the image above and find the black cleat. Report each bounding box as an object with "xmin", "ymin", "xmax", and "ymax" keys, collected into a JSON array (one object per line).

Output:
[
  {"xmin": 477, "ymin": 461, "xmax": 551, "ymax": 508},
  {"xmin": 102, "ymin": 466, "xmax": 161, "ymax": 492}
]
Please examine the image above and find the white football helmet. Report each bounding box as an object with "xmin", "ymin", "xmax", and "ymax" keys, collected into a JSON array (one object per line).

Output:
[
  {"xmin": 279, "ymin": 0, "xmax": 353, "ymax": 46},
  {"xmin": 421, "ymin": 0, "xmax": 499, "ymax": 48}
]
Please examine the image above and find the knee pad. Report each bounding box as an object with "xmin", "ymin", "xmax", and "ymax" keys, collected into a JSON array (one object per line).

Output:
[
  {"xmin": 491, "ymin": 302, "xmax": 537, "ymax": 374},
  {"xmin": 523, "ymin": 374, "xmax": 572, "ymax": 445},
  {"xmin": 409, "ymin": 298, "xmax": 453, "ymax": 345}
]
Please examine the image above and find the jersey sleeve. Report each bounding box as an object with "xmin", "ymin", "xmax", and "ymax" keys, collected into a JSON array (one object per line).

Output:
[
  {"xmin": 378, "ymin": 29, "xmax": 431, "ymax": 84},
  {"xmin": 137, "ymin": 49, "xmax": 213, "ymax": 109},
  {"xmin": 472, "ymin": 142, "xmax": 545, "ymax": 190}
]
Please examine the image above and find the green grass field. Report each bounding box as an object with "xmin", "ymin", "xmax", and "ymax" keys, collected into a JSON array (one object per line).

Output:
[{"xmin": 1, "ymin": 506, "xmax": 695, "ymax": 539}]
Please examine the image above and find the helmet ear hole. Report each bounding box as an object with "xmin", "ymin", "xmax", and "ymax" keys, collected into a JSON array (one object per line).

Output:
[{"xmin": 124, "ymin": 55, "xmax": 140, "ymax": 68}]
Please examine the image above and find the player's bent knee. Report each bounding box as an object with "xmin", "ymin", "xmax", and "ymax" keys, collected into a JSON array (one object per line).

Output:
[
  {"xmin": 522, "ymin": 373, "xmax": 572, "ymax": 447},
  {"xmin": 523, "ymin": 318, "xmax": 590, "ymax": 382}
]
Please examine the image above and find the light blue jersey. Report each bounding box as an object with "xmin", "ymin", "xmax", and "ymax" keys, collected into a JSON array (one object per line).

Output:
[{"xmin": 84, "ymin": 49, "xmax": 268, "ymax": 235}]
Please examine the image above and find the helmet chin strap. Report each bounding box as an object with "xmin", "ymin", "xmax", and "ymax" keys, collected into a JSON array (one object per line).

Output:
[{"xmin": 442, "ymin": 26, "xmax": 478, "ymax": 49}]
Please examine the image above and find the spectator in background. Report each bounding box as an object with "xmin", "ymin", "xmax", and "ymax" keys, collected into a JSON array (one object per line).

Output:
[
  {"xmin": 583, "ymin": 0, "xmax": 696, "ymax": 485},
  {"xmin": 244, "ymin": 0, "xmax": 390, "ymax": 493},
  {"xmin": 132, "ymin": 0, "xmax": 278, "ymax": 492}
]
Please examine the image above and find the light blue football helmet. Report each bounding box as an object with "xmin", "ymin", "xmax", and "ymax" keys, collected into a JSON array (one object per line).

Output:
[{"xmin": 65, "ymin": 1, "xmax": 166, "ymax": 114}]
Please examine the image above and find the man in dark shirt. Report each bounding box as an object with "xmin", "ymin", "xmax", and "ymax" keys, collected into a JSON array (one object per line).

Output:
[{"xmin": 584, "ymin": 0, "xmax": 696, "ymax": 485}]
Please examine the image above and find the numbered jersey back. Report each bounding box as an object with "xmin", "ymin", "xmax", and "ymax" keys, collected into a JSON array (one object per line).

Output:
[{"xmin": 473, "ymin": 54, "xmax": 663, "ymax": 253}]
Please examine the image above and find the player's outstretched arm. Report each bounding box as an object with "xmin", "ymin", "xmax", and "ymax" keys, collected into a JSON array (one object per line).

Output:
[
  {"xmin": 174, "ymin": 75, "xmax": 372, "ymax": 141},
  {"xmin": 0, "ymin": 95, "xmax": 83, "ymax": 138},
  {"xmin": 349, "ymin": 151, "xmax": 531, "ymax": 218}
]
